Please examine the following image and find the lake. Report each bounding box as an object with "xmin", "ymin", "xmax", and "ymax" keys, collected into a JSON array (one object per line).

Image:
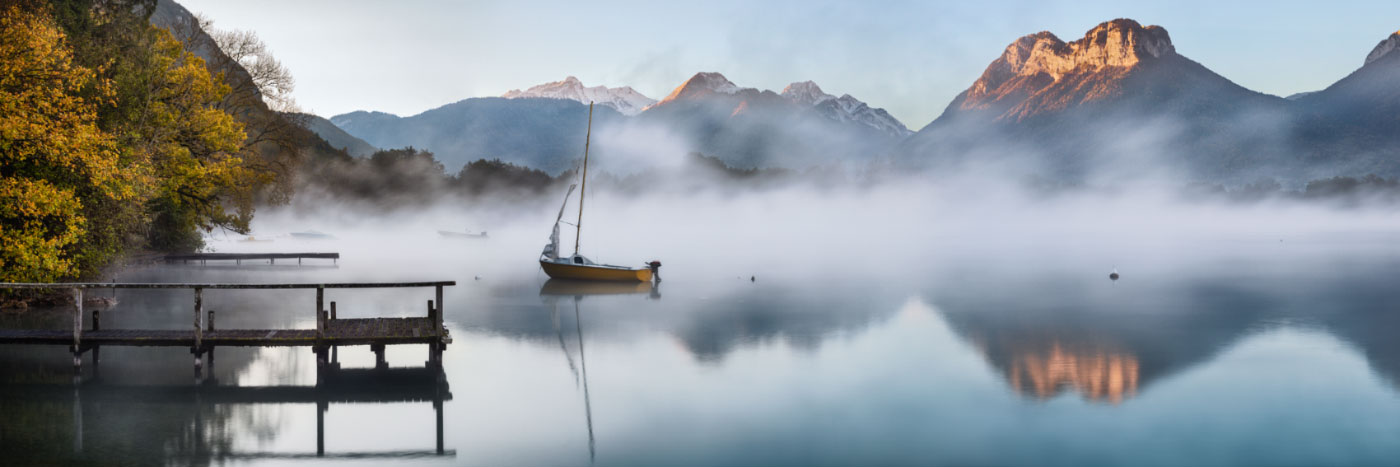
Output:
[{"xmin": 4, "ymin": 217, "xmax": 1400, "ymax": 467}]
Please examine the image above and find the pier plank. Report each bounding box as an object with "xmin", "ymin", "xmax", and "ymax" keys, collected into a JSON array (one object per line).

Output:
[{"xmin": 0, "ymin": 318, "xmax": 444, "ymax": 347}]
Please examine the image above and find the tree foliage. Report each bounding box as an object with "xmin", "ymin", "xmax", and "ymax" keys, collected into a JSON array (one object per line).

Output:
[
  {"xmin": 164, "ymin": 12, "xmax": 306, "ymax": 206},
  {"xmin": 1, "ymin": 1, "xmax": 290, "ymax": 282},
  {"xmin": 136, "ymin": 30, "xmax": 264, "ymax": 252},
  {"xmin": 0, "ymin": 6, "xmax": 136, "ymax": 282}
]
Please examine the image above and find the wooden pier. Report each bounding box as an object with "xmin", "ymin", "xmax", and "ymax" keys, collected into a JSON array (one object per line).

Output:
[
  {"xmin": 161, "ymin": 252, "xmax": 339, "ymax": 265},
  {"xmin": 0, "ymin": 281, "xmax": 453, "ymax": 371}
]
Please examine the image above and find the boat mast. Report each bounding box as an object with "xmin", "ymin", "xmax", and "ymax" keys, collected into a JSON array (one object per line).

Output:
[{"xmin": 574, "ymin": 102, "xmax": 593, "ymax": 256}]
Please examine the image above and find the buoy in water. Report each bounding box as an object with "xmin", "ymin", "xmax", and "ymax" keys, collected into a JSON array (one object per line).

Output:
[
  {"xmin": 750, "ymin": 276, "xmax": 756, "ymax": 282},
  {"xmin": 1109, "ymin": 268, "xmax": 1120, "ymax": 281}
]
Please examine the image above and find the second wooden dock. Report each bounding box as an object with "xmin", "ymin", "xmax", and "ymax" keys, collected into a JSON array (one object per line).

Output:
[{"xmin": 162, "ymin": 252, "xmax": 339, "ymax": 265}]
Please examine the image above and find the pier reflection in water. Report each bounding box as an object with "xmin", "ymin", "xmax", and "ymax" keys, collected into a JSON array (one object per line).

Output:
[{"xmin": 0, "ymin": 361, "xmax": 451, "ymax": 464}]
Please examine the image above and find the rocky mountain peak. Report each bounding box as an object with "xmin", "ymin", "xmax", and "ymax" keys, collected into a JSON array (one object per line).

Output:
[
  {"xmin": 1364, "ymin": 30, "xmax": 1400, "ymax": 65},
  {"xmin": 781, "ymin": 80, "xmax": 834, "ymax": 106},
  {"xmin": 656, "ymin": 72, "xmax": 744, "ymax": 105},
  {"xmin": 503, "ymin": 76, "xmax": 656, "ymax": 116},
  {"xmin": 991, "ymin": 19, "xmax": 1173, "ymax": 83},
  {"xmin": 962, "ymin": 19, "xmax": 1178, "ymax": 118},
  {"xmin": 782, "ymin": 81, "xmax": 909, "ymax": 136}
]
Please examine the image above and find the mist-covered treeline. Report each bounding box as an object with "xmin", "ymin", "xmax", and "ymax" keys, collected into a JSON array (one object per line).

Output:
[
  {"xmin": 1183, "ymin": 174, "xmax": 1400, "ymax": 205},
  {"xmin": 294, "ymin": 147, "xmax": 822, "ymax": 210},
  {"xmin": 294, "ymin": 136, "xmax": 1400, "ymax": 214},
  {"xmin": 300, "ymin": 148, "xmax": 557, "ymax": 208}
]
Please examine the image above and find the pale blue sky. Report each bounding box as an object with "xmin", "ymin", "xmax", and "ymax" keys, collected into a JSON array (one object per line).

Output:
[{"xmin": 177, "ymin": 0, "xmax": 1400, "ymax": 128}]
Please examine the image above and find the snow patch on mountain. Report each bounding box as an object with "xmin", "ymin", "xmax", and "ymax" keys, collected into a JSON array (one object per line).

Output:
[{"xmin": 503, "ymin": 76, "xmax": 656, "ymax": 116}]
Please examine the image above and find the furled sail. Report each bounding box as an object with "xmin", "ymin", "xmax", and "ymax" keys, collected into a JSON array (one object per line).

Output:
[{"xmin": 542, "ymin": 184, "xmax": 578, "ymax": 261}]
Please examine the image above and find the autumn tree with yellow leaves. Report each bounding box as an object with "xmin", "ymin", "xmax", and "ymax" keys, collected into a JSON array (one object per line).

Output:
[
  {"xmin": 1, "ymin": 2, "xmax": 276, "ymax": 283},
  {"xmin": 0, "ymin": 7, "xmax": 138, "ymax": 282}
]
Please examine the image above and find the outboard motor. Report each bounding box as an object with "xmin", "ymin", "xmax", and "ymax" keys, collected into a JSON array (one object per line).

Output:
[{"xmin": 648, "ymin": 260, "xmax": 662, "ymax": 282}]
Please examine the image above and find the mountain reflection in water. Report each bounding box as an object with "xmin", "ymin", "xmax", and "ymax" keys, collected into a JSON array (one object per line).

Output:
[{"xmin": 1003, "ymin": 342, "xmax": 1139, "ymax": 404}]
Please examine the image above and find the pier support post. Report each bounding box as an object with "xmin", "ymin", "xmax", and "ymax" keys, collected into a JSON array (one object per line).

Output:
[
  {"xmin": 372, "ymin": 344, "xmax": 386, "ymax": 369},
  {"xmin": 434, "ymin": 396, "xmax": 444, "ymax": 454},
  {"xmin": 434, "ymin": 285, "xmax": 444, "ymax": 339},
  {"xmin": 71, "ymin": 288, "xmax": 82, "ymax": 370},
  {"xmin": 316, "ymin": 286, "xmax": 325, "ymax": 339},
  {"xmin": 193, "ymin": 288, "xmax": 203, "ymax": 370},
  {"xmin": 427, "ymin": 299, "xmax": 442, "ymax": 368},
  {"xmin": 329, "ymin": 301, "xmax": 337, "ymax": 365},
  {"xmin": 316, "ymin": 401, "xmax": 327, "ymax": 457}
]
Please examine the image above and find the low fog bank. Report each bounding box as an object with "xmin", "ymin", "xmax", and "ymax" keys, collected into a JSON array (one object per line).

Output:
[{"xmin": 236, "ymin": 163, "xmax": 1400, "ymax": 287}]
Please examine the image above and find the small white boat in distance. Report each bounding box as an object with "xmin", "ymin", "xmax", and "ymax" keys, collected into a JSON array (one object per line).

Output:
[
  {"xmin": 438, "ymin": 229, "xmax": 488, "ymax": 239},
  {"xmin": 290, "ymin": 230, "xmax": 335, "ymax": 240}
]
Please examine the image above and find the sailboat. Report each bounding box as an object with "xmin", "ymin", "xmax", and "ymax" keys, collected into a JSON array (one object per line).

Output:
[{"xmin": 539, "ymin": 102, "xmax": 658, "ymax": 282}]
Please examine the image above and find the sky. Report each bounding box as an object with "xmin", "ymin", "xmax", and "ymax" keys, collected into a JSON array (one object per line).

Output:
[{"xmin": 176, "ymin": 0, "xmax": 1400, "ymax": 128}]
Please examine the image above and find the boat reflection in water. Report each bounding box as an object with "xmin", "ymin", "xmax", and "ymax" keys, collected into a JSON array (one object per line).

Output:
[
  {"xmin": 538, "ymin": 278, "xmax": 659, "ymax": 464},
  {"xmin": 1004, "ymin": 342, "xmax": 1140, "ymax": 404},
  {"xmin": 540, "ymin": 278, "xmax": 661, "ymax": 300}
]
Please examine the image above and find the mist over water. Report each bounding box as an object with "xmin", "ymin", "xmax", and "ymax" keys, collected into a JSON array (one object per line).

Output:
[
  {"xmin": 8, "ymin": 163, "xmax": 1400, "ymax": 466},
  {"xmin": 250, "ymin": 168, "xmax": 1400, "ymax": 283}
]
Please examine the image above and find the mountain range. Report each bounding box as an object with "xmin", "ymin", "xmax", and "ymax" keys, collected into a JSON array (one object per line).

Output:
[
  {"xmin": 633, "ymin": 72, "xmax": 911, "ymax": 169},
  {"xmin": 330, "ymin": 99, "xmax": 625, "ymax": 175},
  {"xmin": 897, "ymin": 19, "xmax": 1400, "ymax": 183},
  {"xmin": 324, "ymin": 74, "xmax": 910, "ymax": 173},
  {"xmin": 312, "ymin": 19, "xmax": 1400, "ymax": 184}
]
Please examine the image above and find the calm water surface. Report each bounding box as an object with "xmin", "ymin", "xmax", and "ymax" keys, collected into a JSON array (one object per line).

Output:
[{"xmin": 3, "ymin": 232, "xmax": 1400, "ymax": 466}]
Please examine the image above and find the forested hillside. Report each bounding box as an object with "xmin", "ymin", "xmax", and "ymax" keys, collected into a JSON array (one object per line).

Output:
[{"xmin": 0, "ymin": 0, "xmax": 311, "ymax": 282}]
